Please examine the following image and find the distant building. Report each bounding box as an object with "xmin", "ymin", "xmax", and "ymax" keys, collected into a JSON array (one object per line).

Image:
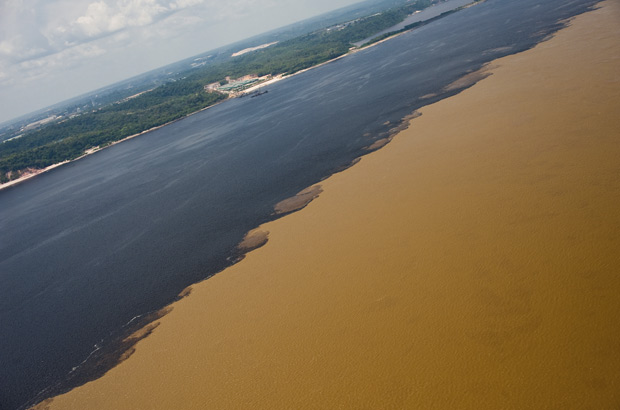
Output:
[
  {"xmin": 204, "ymin": 74, "xmax": 270, "ymax": 95},
  {"xmin": 204, "ymin": 82, "xmax": 220, "ymax": 91},
  {"xmin": 238, "ymin": 74, "xmax": 258, "ymax": 82}
]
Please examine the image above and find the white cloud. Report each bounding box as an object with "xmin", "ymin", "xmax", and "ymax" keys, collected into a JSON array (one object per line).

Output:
[
  {"xmin": 0, "ymin": 70, "xmax": 11, "ymax": 87},
  {"xmin": 54, "ymin": 0, "xmax": 219, "ymax": 44},
  {"xmin": 0, "ymin": 0, "xmax": 211, "ymax": 83},
  {"xmin": 0, "ymin": 39, "xmax": 15, "ymax": 56},
  {"xmin": 15, "ymin": 43, "xmax": 107, "ymax": 84},
  {"xmin": 170, "ymin": 0, "xmax": 204, "ymax": 9},
  {"xmin": 1, "ymin": 0, "xmax": 286, "ymax": 70},
  {"xmin": 71, "ymin": 0, "xmax": 173, "ymax": 38},
  {"xmin": 0, "ymin": 35, "xmax": 51, "ymax": 65},
  {"xmin": 0, "ymin": 0, "xmax": 362, "ymax": 123}
]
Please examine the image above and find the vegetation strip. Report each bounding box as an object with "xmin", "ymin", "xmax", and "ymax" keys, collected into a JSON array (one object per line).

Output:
[{"xmin": 0, "ymin": 0, "xmax": 458, "ymax": 186}]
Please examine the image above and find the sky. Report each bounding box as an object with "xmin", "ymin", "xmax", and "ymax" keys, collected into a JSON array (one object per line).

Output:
[{"xmin": 0, "ymin": 0, "xmax": 362, "ymax": 124}]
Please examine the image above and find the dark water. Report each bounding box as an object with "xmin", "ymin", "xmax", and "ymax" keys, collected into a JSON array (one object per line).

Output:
[
  {"xmin": 354, "ymin": 0, "xmax": 475, "ymax": 46},
  {"xmin": 0, "ymin": 0, "xmax": 599, "ymax": 408}
]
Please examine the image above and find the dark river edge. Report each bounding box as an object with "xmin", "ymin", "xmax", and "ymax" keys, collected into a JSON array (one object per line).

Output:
[{"xmin": 0, "ymin": 1, "xmax": 600, "ymax": 409}]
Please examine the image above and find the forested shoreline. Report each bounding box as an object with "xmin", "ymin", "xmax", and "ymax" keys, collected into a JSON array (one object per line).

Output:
[{"xmin": 0, "ymin": 0, "xmax": 434, "ymax": 184}]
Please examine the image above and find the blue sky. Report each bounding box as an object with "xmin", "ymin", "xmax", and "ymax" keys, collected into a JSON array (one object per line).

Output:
[{"xmin": 0, "ymin": 0, "xmax": 361, "ymax": 123}]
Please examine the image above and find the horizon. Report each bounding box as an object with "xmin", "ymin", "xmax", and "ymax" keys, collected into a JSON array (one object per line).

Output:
[{"xmin": 0, "ymin": 0, "xmax": 367, "ymax": 124}]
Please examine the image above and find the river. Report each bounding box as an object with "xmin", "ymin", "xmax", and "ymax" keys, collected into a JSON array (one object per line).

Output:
[{"xmin": 0, "ymin": 0, "xmax": 598, "ymax": 408}]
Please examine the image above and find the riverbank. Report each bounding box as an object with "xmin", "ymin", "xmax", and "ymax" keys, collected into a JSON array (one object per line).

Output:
[
  {"xmin": 1, "ymin": 1, "xmax": 486, "ymax": 193},
  {"xmin": 40, "ymin": 1, "xmax": 620, "ymax": 409},
  {"xmin": 353, "ymin": 0, "xmax": 478, "ymax": 47},
  {"xmin": 0, "ymin": 97, "xmax": 232, "ymax": 192}
]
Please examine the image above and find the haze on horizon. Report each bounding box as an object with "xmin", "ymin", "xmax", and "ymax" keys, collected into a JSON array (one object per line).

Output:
[{"xmin": 0, "ymin": 0, "xmax": 363, "ymax": 124}]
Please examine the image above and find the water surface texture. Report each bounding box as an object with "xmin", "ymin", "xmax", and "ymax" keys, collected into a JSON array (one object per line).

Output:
[
  {"xmin": 354, "ymin": 0, "xmax": 475, "ymax": 46},
  {"xmin": 0, "ymin": 0, "xmax": 598, "ymax": 408}
]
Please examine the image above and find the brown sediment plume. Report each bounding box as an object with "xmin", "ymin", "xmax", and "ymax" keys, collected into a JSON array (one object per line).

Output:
[
  {"xmin": 118, "ymin": 321, "xmax": 163, "ymax": 362},
  {"xmin": 420, "ymin": 92, "xmax": 437, "ymax": 99},
  {"xmin": 330, "ymin": 157, "xmax": 362, "ymax": 175},
  {"xmin": 27, "ymin": 306, "xmax": 173, "ymax": 410},
  {"xmin": 273, "ymin": 185, "xmax": 323, "ymax": 214},
  {"xmin": 420, "ymin": 65, "xmax": 494, "ymax": 101},
  {"xmin": 77, "ymin": 306, "xmax": 172, "ymax": 373},
  {"xmin": 443, "ymin": 64, "xmax": 495, "ymax": 91},
  {"xmin": 176, "ymin": 286, "xmax": 193, "ymax": 300},
  {"xmin": 483, "ymin": 46, "xmax": 514, "ymax": 55},
  {"xmin": 392, "ymin": 111, "xmax": 421, "ymax": 134},
  {"xmin": 367, "ymin": 111, "xmax": 423, "ymax": 151},
  {"xmin": 365, "ymin": 137, "xmax": 393, "ymax": 151},
  {"xmin": 30, "ymin": 399, "xmax": 53, "ymax": 410},
  {"xmin": 43, "ymin": 2, "xmax": 620, "ymax": 409},
  {"xmin": 238, "ymin": 228, "xmax": 270, "ymax": 252}
]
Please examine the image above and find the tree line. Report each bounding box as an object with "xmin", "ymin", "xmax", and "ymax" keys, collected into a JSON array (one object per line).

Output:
[{"xmin": 0, "ymin": 0, "xmax": 435, "ymax": 184}]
